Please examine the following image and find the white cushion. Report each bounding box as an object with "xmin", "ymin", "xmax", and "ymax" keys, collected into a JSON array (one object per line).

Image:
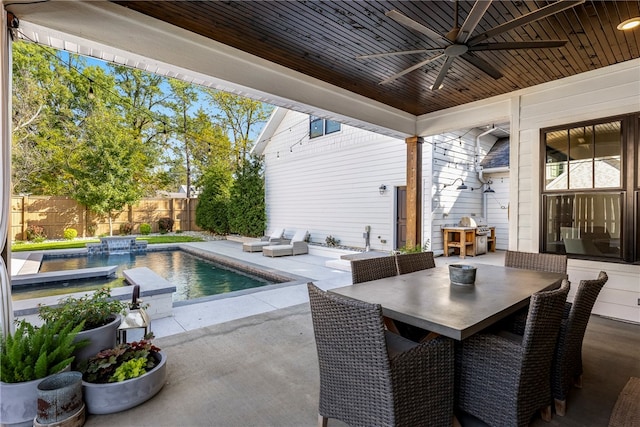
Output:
[
  {"xmin": 291, "ymin": 230, "xmax": 308, "ymax": 242},
  {"xmin": 269, "ymin": 228, "xmax": 284, "ymax": 239}
]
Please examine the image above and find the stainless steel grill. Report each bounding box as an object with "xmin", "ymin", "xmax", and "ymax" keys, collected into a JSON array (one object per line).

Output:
[{"xmin": 459, "ymin": 216, "xmax": 490, "ymax": 254}]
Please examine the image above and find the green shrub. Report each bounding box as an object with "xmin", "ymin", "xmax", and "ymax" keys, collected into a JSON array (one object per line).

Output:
[
  {"xmin": 82, "ymin": 339, "xmax": 160, "ymax": 383},
  {"xmin": 325, "ymin": 235, "xmax": 340, "ymax": 247},
  {"xmin": 139, "ymin": 223, "xmax": 151, "ymax": 235},
  {"xmin": 0, "ymin": 319, "xmax": 85, "ymax": 383},
  {"xmin": 119, "ymin": 222, "xmax": 133, "ymax": 235},
  {"xmin": 63, "ymin": 228, "xmax": 78, "ymax": 240},
  {"xmin": 38, "ymin": 288, "xmax": 127, "ymax": 331},
  {"xmin": 25, "ymin": 224, "xmax": 47, "ymax": 241},
  {"xmin": 87, "ymin": 224, "xmax": 97, "ymax": 237},
  {"xmin": 158, "ymin": 217, "xmax": 174, "ymax": 234}
]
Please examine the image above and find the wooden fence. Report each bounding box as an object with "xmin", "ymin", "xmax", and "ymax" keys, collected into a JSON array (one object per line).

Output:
[{"xmin": 10, "ymin": 196, "xmax": 201, "ymax": 241}]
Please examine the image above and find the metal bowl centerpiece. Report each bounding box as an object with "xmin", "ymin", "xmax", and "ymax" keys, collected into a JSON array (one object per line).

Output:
[{"xmin": 449, "ymin": 264, "xmax": 477, "ymax": 286}]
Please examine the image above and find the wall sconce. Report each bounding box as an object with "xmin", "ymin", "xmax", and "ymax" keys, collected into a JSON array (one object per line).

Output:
[
  {"xmin": 441, "ymin": 178, "xmax": 467, "ymax": 191},
  {"xmin": 378, "ymin": 184, "xmax": 387, "ymax": 195},
  {"xmin": 483, "ymin": 180, "xmax": 495, "ymax": 193}
]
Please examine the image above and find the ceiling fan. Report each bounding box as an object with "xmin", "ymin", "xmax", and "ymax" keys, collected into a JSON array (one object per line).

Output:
[{"xmin": 358, "ymin": 0, "xmax": 585, "ymax": 90}]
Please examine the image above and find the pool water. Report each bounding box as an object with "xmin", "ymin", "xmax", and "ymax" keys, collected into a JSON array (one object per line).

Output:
[{"xmin": 13, "ymin": 250, "xmax": 274, "ymax": 302}]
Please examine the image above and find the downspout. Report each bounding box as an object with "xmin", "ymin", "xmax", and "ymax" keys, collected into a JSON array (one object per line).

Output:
[{"xmin": 475, "ymin": 126, "xmax": 497, "ymax": 219}]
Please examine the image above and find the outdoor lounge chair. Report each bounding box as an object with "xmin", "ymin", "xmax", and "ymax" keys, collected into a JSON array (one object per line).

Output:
[
  {"xmin": 262, "ymin": 230, "xmax": 308, "ymax": 257},
  {"xmin": 242, "ymin": 228, "xmax": 286, "ymax": 252}
]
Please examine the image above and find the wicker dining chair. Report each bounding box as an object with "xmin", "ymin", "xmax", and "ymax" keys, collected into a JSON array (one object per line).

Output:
[
  {"xmin": 553, "ymin": 271, "xmax": 608, "ymax": 416},
  {"xmin": 503, "ymin": 251, "xmax": 568, "ymax": 335},
  {"xmin": 455, "ymin": 280, "xmax": 570, "ymax": 427},
  {"xmin": 350, "ymin": 255, "xmax": 398, "ymax": 284},
  {"xmin": 505, "ymin": 250, "xmax": 567, "ymax": 274},
  {"xmin": 395, "ymin": 252, "xmax": 436, "ymax": 275},
  {"xmin": 307, "ymin": 283, "xmax": 454, "ymax": 427}
]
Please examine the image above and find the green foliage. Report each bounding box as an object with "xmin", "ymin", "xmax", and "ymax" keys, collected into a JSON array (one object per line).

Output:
[
  {"xmin": 195, "ymin": 165, "xmax": 232, "ymax": 235},
  {"xmin": 87, "ymin": 223, "xmax": 97, "ymax": 237},
  {"xmin": 26, "ymin": 224, "xmax": 47, "ymax": 241},
  {"xmin": 110, "ymin": 357, "xmax": 148, "ymax": 382},
  {"xmin": 82, "ymin": 339, "xmax": 160, "ymax": 383},
  {"xmin": 397, "ymin": 239, "xmax": 431, "ymax": 253},
  {"xmin": 0, "ymin": 319, "xmax": 85, "ymax": 383},
  {"xmin": 38, "ymin": 288, "xmax": 127, "ymax": 331},
  {"xmin": 325, "ymin": 235, "xmax": 340, "ymax": 247},
  {"xmin": 63, "ymin": 228, "xmax": 78, "ymax": 240},
  {"xmin": 139, "ymin": 223, "xmax": 151, "ymax": 235},
  {"xmin": 158, "ymin": 217, "xmax": 174, "ymax": 233},
  {"xmin": 119, "ymin": 222, "xmax": 133, "ymax": 235},
  {"xmin": 228, "ymin": 157, "xmax": 265, "ymax": 237},
  {"xmin": 11, "ymin": 235, "xmax": 204, "ymax": 252}
]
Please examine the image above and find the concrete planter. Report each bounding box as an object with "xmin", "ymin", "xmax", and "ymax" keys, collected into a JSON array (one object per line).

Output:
[
  {"xmin": 82, "ymin": 351, "xmax": 167, "ymax": 414},
  {"xmin": 73, "ymin": 315, "xmax": 122, "ymax": 368},
  {"xmin": 0, "ymin": 366, "xmax": 70, "ymax": 427}
]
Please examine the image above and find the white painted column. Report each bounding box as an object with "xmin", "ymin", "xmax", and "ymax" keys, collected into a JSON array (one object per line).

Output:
[{"xmin": 1, "ymin": 11, "xmax": 14, "ymax": 336}]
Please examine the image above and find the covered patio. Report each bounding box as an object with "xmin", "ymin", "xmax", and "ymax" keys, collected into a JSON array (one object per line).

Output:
[{"xmin": 1, "ymin": 2, "xmax": 639, "ymax": 425}]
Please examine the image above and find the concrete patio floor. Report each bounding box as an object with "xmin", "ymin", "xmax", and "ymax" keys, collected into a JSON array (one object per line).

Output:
[{"xmin": 13, "ymin": 241, "xmax": 639, "ymax": 426}]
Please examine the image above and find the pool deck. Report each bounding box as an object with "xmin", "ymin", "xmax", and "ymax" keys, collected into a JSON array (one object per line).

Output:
[{"xmin": 12, "ymin": 240, "xmax": 506, "ymax": 339}]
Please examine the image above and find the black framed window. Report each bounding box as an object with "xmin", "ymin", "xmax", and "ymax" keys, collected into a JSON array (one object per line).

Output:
[
  {"xmin": 541, "ymin": 113, "xmax": 639, "ymax": 263},
  {"xmin": 309, "ymin": 116, "xmax": 341, "ymax": 138}
]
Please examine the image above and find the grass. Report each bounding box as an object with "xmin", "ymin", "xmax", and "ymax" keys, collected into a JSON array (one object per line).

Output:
[{"xmin": 11, "ymin": 235, "xmax": 206, "ymax": 252}]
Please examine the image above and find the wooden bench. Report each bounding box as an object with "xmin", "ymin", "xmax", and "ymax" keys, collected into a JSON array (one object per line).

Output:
[{"xmin": 608, "ymin": 377, "xmax": 639, "ymax": 427}]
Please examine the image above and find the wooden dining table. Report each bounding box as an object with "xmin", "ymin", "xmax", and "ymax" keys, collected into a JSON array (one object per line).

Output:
[{"xmin": 330, "ymin": 263, "xmax": 566, "ymax": 340}]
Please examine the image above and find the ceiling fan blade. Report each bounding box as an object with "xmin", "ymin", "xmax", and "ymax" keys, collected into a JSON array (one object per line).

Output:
[
  {"xmin": 460, "ymin": 52, "xmax": 503, "ymax": 79},
  {"xmin": 385, "ymin": 10, "xmax": 450, "ymax": 44},
  {"xmin": 431, "ymin": 56, "xmax": 455, "ymax": 90},
  {"xmin": 456, "ymin": 0, "xmax": 493, "ymax": 44},
  {"xmin": 357, "ymin": 48, "xmax": 442, "ymax": 60},
  {"xmin": 467, "ymin": 0, "xmax": 585, "ymax": 46},
  {"xmin": 380, "ymin": 53, "xmax": 445, "ymax": 85},
  {"xmin": 470, "ymin": 40, "xmax": 568, "ymax": 51}
]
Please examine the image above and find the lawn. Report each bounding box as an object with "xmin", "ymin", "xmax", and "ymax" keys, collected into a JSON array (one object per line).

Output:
[{"xmin": 11, "ymin": 235, "xmax": 206, "ymax": 252}]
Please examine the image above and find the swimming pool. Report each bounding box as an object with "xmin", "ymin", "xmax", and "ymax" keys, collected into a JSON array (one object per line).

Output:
[{"xmin": 13, "ymin": 249, "xmax": 278, "ymax": 302}]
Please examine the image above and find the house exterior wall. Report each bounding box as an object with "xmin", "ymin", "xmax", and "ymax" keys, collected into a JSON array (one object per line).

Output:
[
  {"xmin": 484, "ymin": 172, "xmax": 510, "ymax": 250},
  {"xmin": 416, "ymin": 58, "xmax": 640, "ymax": 323},
  {"xmin": 261, "ymin": 111, "xmax": 406, "ymax": 251}
]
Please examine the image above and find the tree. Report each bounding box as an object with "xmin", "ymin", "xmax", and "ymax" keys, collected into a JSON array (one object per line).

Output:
[
  {"xmin": 227, "ymin": 157, "xmax": 265, "ymax": 237},
  {"xmin": 195, "ymin": 163, "xmax": 233, "ymax": 234},
  {"xmin": 203, "ymin": 90, "xmax": 273, "ymax": 165},
  {"xmin": 70, "ymin": 103, "xmax": 153, "ymax": 236}
]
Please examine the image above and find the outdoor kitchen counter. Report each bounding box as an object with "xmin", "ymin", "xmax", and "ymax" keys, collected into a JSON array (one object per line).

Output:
[{"xmin": 442, "ymin": 227, "xmax": 496, "ymax": 258}]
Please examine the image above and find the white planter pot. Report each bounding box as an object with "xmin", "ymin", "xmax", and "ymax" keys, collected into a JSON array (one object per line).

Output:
[
  {"xmin": 0, "ymin": 366, "xmax": 70, "ymax": 427},
  {"xmin": 82, "ymin": 351, "xmax": 167, "ymax": 414},
  {"xmin": 73, "ymin": 315, "xmax": 122, "ymax": 367}
]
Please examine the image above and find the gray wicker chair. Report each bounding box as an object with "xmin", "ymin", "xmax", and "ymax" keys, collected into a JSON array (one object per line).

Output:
[
  {"xmin": 395, "ymin": 252, "xmax": 436, "ymax": 275},
  {"xmin": 350, "ymin": 256, "xmax": 398, "ymax": 284},
  {"xmin": 307, "ymin": 283, "xmax": 454, "ymax": 427},
  {"xmin": 505, "ymin": 250, "xmax": 567, "ymax": 274},
  {"xmin": 503, "ymin": 251, "xmax": 568, "ymax": 335},
  {"xmin": 553, "ymin": 271, "xmax": 608, "ymax": 416},
  {"xmin": 455, "ymin": 280, "xmax": 570, "ymax": 427}
]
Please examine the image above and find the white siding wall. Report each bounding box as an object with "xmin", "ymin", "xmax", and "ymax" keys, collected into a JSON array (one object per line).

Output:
[
  {"xmin": 516, "ymin": 59, "xmax": 640, "ymax": 323},
  {"xmin": 484, "ymin": 172, "xmax": 510, "ymax": 250},
  {"xmin": 262, "ymin": 111, "xmax": 406, "ymax": 251},
  {"xmin": 416, "ymin": 58, "xmax": 640, "ymax": 323},
  {"xmin": 427, "ymin": 131, "xmax": 491, "ymax": 254}
]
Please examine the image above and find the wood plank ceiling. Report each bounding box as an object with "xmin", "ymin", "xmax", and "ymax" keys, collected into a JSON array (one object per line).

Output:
[{"xmin": 112, "ymin": 1, "xmax": 640, "ymax": 116}]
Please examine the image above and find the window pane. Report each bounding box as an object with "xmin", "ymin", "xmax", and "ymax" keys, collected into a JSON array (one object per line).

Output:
[
  {"xmin": 568, "ymin": 127, "xmax": 593, "ymax": 189},
  {"xmin": 545, "ymin": 130, "xmax": 569, "ymax": 190},
  {"xmin": 309, "ymin": 116, "xmax": 323, "ymax": 138},
  {"xmin": 594, "ymin": 121, "xmax": 621, "ymax": 188},
  {"xmin": 544, "ymin": 193, "xmax": 622, "ymax": 259},
  {"xmin": 325, "ymin": 120, "xmax": 341, "ymax": 135}
]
